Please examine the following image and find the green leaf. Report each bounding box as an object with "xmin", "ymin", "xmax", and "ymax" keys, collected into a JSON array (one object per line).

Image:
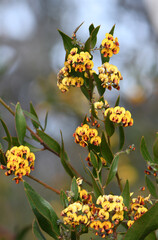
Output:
[
  {"xmin": 80, "ymin": 85, "xmax": 90, "ymax": 101},
  {"xmin": 23, "ymin": 110, "xmax": 42, "ymax": 129},
  {"xmin": 32, "ymin": 219, "xmax": 46, "ymax": 240},
  {"xmin": 89, "ymin": 24, "xmax": 95, "ymax": 35},
  {"xmin": 24, "ymin": 181, "xmax": 60, "ymax": 237},
  {"xmin": 123, "ymin": 202, "xmax": 158, "ymax": 240},
  {"xmin": 153, "ymin": 133, "xmax": 158, "ymax": 163},
  {"xmin": 84, "ymin": 37, "xmax": 91, "ymax": 52},
  {"xmin": 0, "ymin": 149, "xmax": 7, "ymax": 165},
  {"xmin": 60, "ymin": 190, "xmax": 69, "ymax": 208},
  {"xmin": 93, "ymin": 73, "xmax": 105, "ymax": 96},
  {"xmin": 145, "ymin": 176, "xmax": 158, "ymax": 198},
  {"xmin": 0, "ymin": 118, "xmax": 12, "ymax": 149},
  {"xmin": 86, "ymin": 167, "xmax": 103, "ymax": 198},
  {"xmin": 121, "ymin": 180, "xmax": 130, "ymax": 208},
  {"xmin": 44, "ymin": 111, "xmax": 48, "ymax": 131},
  {"xmin": 115, "ymin": 95, "xmax": 120, "ymax": 107},
  {"xmin": 140, "ymin": 136, "xmax": 153, "ymax": 163},
  {"xmin": 71, "ymin": 177, "xmax": 79, "ymax": 201},
  {"xmin": 91, "ymin": 104, "xmax": 98, "ymax": 119},
  {"xmin": 23, "ymin": 141, "xmax": 41, "ymax": 153},
  {"xmin": 60, "ymin": 132, "xmax": 77, "ymax": 178},
  {"xmin": 30, "ymin": 102, "xmax": 41, "ymax": 130},
  {"xmin": 28, "ymin": 194, "xmax": 58, "ymax": 239},
  {"xmin": 4, "ymin": 136, "xmax": 20, "ymax": 146},
  {"xmin": 144, "ymin": 231, "xmax": 157, "ymax": 240},
  {"xmin": 90, "ymin": 151, "xmax": 98, "ymax": 169},
  {"xmin": 106, "ymin": 155, "xmax": 119, "ymax": 186},
  {"xmin": 105, "ymin": 113, "xmax": 115, "ymax": 137},
  {"xmin": 37, "ymin": 130, "xmax": 60, "ymax": 155},
  {"xmin": 58, "ymin": 29, "xmax": 74, "ymax": 52},
  {"xmin": 109, "ymin": 24, "xmax": 115, "ymax": 35},
  {"xmin": 90, "ymin": 25, "xmax": 100, "ymax": 49},
  {"xmin": 15, "ymin": 102, "xmax": 27, "ymax": 144},
  {"xmin": 119, "ymin": 126, "xmax": 125, "ymax": 150},
  {"xmin": 100, "ymin": 132, "xmax": 113, "ymax": 164}
]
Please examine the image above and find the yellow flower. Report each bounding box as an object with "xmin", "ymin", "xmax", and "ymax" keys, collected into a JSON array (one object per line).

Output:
[
  {"xmin": 90, "ymin": 136, "xmax": 101, "ymax": 146},
  {"xmin": 94, "ymin": 101, "xmax": 104, "ymax": 109},
  {"xmin": 127, "ymin": 220, "xmax": 134, "ymax": 228},
  {"xmin": 98, "ymin": 209, "xmax": 109, "ymax": 220},
  {"xmin": 112, "ymin": 211, "xmax": 124, "ymax": 222},
  {"xmin": 4, "ymin": 146, "xmax": 35, "ymax": 183}
]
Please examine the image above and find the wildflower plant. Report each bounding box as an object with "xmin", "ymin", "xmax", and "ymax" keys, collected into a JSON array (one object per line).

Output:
[{"xmin": 0, "ymin": 23, "xmax": 158, "ymax": 239}]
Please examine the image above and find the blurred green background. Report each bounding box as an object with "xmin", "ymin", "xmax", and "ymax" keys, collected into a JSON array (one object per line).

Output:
[{"xmin": 0, "ymin": 0, "xmax": 158, "ymax": 239}]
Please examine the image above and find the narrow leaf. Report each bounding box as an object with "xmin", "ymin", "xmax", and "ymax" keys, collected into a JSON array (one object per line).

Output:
[
  {"xmin": 58, "ymin": 30, "xmax": 73, "ymax": 52},
  {"xmin": 60, "ymin": 190, "xmax": 69, "ymax": 208},
  {"xmin": 0, "ymin": 118, "xmax": 12, "ymax": 149},
  {"xmin": 100, "ymin": 132, "xmax": 113, "ymax": 164},
  {"xmin": 115, "ymin": 95, "xmax": 120, "ymax": 107},
  {"xmin": 93, "ymin": 73, "xmax": 105, "ymax": 96},
  {"xmin": 24, "ymin": 181, "xmax": 60, "ymax": 236},
  {"xmin": 86, "ymin": 167, "xmax": 103, "ymax": 198},
  {"xmin": 60, "ymin": 132, "xmax": 77, "ymax": 178},
  {"xmin": 0, "ymin": 150, "xmax": 7, "ymax": 165},
  {"xmin": 23, "ymin": 110, "xmax": 42, "ymax": 129},
  {"xmin": 27, "ymin": 194, "xmax": 58, "ymax": 239},
  {"xmin": 44, "ymin": 111, "xmax": 48, "ymax": 131},
  {"xmin": 153, "ymin": 133, "xmax": 158, "ymax": 163},
  {"xmin": 91, "ymin": 104, "xmax": 98, "ymax": 119},
  {"xmin": 123, "ymin": 202, "xmax": 158, "ymax": 240},
  {"xmin": 84, "ymin": 37, "xmax": 91, "ymax": 52},
  {"xmin": 145, "ymin": 176, "xmax": 158, "ymax": 198},
  {"xmin": 119, "ymin": 126, "xmax": 125, "ymax": 150},
  {"xmin": 37, "ymin": 130, "xmax": 60, "ymax": 155},
  {"xmin": 140, "ymin": 136, "xmax": 153, "ymax": 163},
  {"xmin": 15, "ymin": 102, "xmax": 27, "ymax": 144},
  {"xmin": 90, "ymin": 25, "xmax": 100, "ymax": 49},
  {"xmin": 105, "ymin": 113, "xmax": 115, "ymax": 137},
  {"xmin": 71, "ymin": 177, "xmax": 79, "ymax": 201},
  {"xmin": 30, "ymin": 102, "xmax": 41, "ymax": 130},
  {"xmin": 32, "ymin": 219, "xmax": 46, "ymax": 240},
  {"xmin": 89, "ymin": 24, "xmax": 95, "ymax": 35},
  {"xmin": 109, "ymin": 24, "xmax": 115, "ymax": 35},
  {"xmin": 121, "ymin": 180, "xmax": 130, "ymax": 208},
  {"xmin": 80, "ymin": 85, "xmax": 90, "ymax": 101},
  {"xmin": 90, "ymin": 151, "xmax": 98, "ymax": 169},
  {"xmin": 106, "ymin": 155, "xmax": 119, "ymax": 186}
]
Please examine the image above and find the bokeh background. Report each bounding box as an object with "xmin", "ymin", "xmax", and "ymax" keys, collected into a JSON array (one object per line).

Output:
[{"xmin": 0, "ymin": 0, "xmax": 158, "ymax": 239}]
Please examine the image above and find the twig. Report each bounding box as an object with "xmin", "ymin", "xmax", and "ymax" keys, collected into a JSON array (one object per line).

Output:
[{"xmin": 27, "ymin": 175, "xmax": 60, "ymax": 195}]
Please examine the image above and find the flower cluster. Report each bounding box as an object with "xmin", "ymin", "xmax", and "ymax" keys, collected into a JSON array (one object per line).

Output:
[
  {"xmin": 61, "ymin": 188, "xmax": 151, "ymax": 238},
  {"xmin": 90, "ymin": 194, "xmax": 125, "ymax": 237},
  {"xmin": 127, "ymin": 195, "xmax": 150, "ymax": 228},
  {"xmin": 57, "ymin": 48, "xmax": 94, "ymax": 92},
  {"xmin": 61, "ymin": 192, "xmax": 125, "ymax": 238},
  {"xmin": 104, "ymin": 106, "xmax": 133, "ymax": 127},
  {"xmin": 101, "ymin": 33, "xmax": 119, "ymax": 58},
  {"xmin": 1, "ymin": 146, "xmax": 35, "ymax": 184},
  {"xmin": 73, "ymin": 124, "xmax": 101, "ymax": 147},
  {"xmin": 98, "ymin": 63, "xmax": 123, "ymax": 90}
]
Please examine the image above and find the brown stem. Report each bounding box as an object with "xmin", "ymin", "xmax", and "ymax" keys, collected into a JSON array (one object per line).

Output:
[
  {"xmin": 116, "ymin": 171, "xmax": 123, "ymax": 192},
  {"xmin": 27, "ymin": 175, "xmax": 60, "ymax": 195}
]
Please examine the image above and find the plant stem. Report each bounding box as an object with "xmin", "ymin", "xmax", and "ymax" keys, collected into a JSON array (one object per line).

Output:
[
  {"xmin": 27, "ymin": 175, "xmax": 60, "ymax": 195},
  {"xmin": 116, "ymin": 171, "xmax": 123, "ymax": 192}
]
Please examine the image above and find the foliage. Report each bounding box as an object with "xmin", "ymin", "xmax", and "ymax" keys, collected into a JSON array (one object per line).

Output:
[{"xmin": 0, "ymin": 23, "xmax": 158, "ymax": 239}]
